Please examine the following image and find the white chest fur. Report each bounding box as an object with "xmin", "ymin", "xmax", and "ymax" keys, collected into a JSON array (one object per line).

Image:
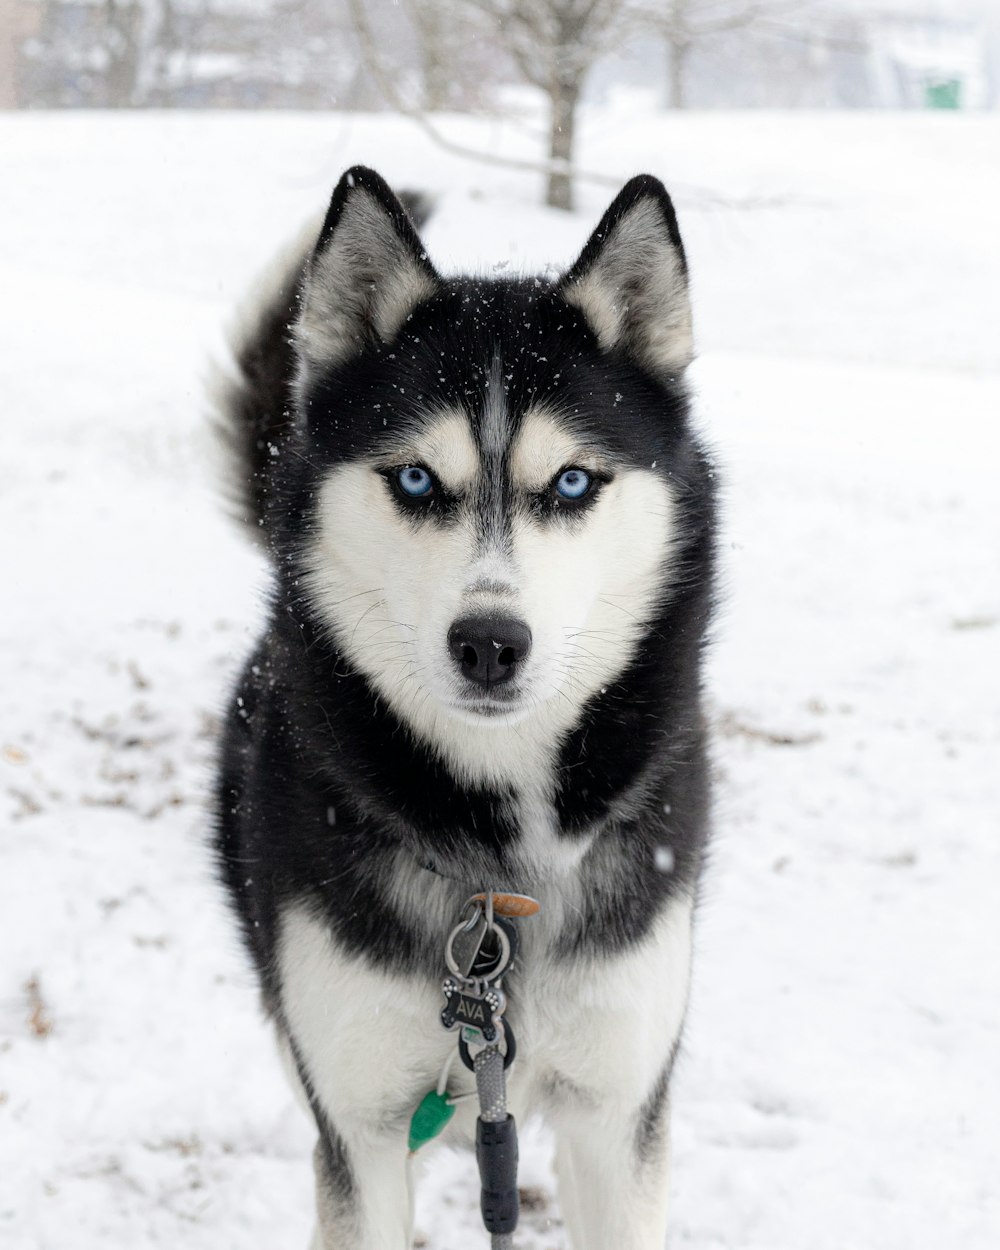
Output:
[{"xmin": 278, "ymin": 891, "xmax": 694, "ymax": 1142}]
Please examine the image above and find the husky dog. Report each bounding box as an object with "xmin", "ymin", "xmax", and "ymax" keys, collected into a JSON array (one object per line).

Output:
[{"xmin": 213, "ymin": 166, "xmax": 715, "ymax": 1249}]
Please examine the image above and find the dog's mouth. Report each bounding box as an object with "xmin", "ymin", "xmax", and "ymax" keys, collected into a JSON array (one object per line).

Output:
[{"xmin": 445, "ymin": 687, "xmax": 534, "ymax": 723}]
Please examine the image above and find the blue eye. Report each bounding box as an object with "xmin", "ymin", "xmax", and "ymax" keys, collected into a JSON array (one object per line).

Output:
[
  {"xmin": 397, "ymin": 466, "xmax": 434, "ymax": 498},
  {"xmin": 555, "ymin": 468, "xmax": 592, "ymax": 500}
]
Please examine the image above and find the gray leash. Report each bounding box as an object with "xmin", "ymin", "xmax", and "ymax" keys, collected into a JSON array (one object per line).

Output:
[
  {"xmin": 403, "ymin": 892, "xmax": 540, "ymax": 1245},
  {"xmin": 474, "ymin": 1043, "xmax": 517, "ymax": 1250},
  {"xmin": 433, "ymin": 891, "xmax": 538, "ymax": 1247}
]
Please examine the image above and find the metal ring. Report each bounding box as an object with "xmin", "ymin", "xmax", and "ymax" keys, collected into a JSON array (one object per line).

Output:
[
  {"xmin": 458, "ymin": 1022, "xmax": 517, "ymax": 1073},
  {"xmin": 458, "ymin": 897, "xmax": 483, "ymax": 933},
  {"xmin": 475, "ymin": 920, "xmax": 511, "ymax": 981},
  {"xmin": 444, "ymin": 917, "xmax": 511, "ymax": 981}
]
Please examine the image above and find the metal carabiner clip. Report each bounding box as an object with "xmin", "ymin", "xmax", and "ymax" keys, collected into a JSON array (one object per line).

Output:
[{"xmin": 444, "ymin": 913, "xmax": 511, "ymax": 982}]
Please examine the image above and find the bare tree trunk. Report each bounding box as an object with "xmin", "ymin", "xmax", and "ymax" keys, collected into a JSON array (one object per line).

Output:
[
  {"xmin": 411, "ymin": 1, "xmax": 451, "ymax": 111},
  {"xmin": 547, "ymin": 74, "xmax": 579, "ymax": 211},
  {"xmin": 667, "ymin": 37, "xmax": 690, "ymax": 109},
  {"xmin": 103, "ymin": 0, "xmax": 140, "ymax": 106},
  {"xmin": 150, "ymin": 0, "xmax": 177, "ymax": 104},
  {"xmin": 0, "ymin": 0, "xmax": 23, "ymax": 107}
]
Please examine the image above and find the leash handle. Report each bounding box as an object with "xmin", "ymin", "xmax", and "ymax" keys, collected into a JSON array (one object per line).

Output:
[{"xmin": 429, "ymin": 890, "xmax": 539, "ymax": 1246}]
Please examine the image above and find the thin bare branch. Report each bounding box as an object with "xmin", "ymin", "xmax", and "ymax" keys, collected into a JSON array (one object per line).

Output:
[{"xmin": 345, "ymin": 0, "xmax": 624, "ymax": 193}]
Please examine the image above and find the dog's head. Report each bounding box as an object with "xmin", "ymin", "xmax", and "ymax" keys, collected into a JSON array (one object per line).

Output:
[{"xmin": 281, "ymin": 167, "xmax": 701, "ymax": 770}]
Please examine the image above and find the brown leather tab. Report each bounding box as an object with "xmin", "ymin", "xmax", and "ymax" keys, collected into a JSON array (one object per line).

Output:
[{"xmin": 472, "ymin": 892, "xmax": 541, "ymax": 919}]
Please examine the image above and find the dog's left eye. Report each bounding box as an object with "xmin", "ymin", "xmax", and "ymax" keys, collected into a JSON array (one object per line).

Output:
[
  {"xmin": 397, "ymin": 466, "xmax": 434, "ymax": 498},
  {"xmin": 554, "ymin": 468, "xmax": 592, "ymax": 500}
]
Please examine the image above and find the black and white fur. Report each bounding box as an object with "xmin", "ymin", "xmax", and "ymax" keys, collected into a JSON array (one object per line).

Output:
[{"xmin": 213, "ymin": 166, "xmax": 716, "ymax": 1249}]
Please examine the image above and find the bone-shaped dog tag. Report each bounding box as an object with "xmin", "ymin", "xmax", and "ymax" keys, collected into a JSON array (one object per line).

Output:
[{"xmin": 441, "ymin": 978, "xmax": 507, "ymax": 1043}]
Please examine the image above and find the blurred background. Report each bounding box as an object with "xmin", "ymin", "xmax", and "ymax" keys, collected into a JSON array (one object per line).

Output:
[
  {"xmin": 3, "ymin": 0, "xmax": 1000, "ymax": 208},
  {"xmin": 1, "ymin": 3, "xmax": 998, "ymax": 1249},
  {"xmin": 5, "ymin": 1, "xmax": 1000, "ymax": 111}
]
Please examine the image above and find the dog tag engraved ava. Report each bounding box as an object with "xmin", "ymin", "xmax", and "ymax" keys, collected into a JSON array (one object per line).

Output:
[{"xmin": 440, "ymin": 978, "xmax": 507, "ymax": 1044}]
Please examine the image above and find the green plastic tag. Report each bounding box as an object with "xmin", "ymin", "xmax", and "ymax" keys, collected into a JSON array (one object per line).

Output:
[{"xmin": 408, "ymin": 1089, "xmax": 455, "ymax": 1152}]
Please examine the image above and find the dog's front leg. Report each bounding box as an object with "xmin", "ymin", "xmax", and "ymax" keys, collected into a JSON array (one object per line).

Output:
[
  {"xmin": 309, "ymin": 1122, "xmax": 414, "ymax": 1250},
  {"xmin": 278, "ymin": 904, "xmax": 449, "ymax": 1249},
  {"xmin": 543, "ymin": 894, "xmax": 693, "ymax": 1250},
  {"xmin": 553, "ymin": 1080, "xmax": 674, "ymax": 1250}
]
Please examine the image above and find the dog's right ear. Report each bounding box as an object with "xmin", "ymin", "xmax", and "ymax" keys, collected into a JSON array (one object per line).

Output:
[{"xmin": 295, "ymin": 166, "xmax": 439, "ymax": 376}]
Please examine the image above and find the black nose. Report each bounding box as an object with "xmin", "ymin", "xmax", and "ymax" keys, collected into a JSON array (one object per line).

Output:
[{"xmin": 448, "ymin": 616, "xmax": 532, "ymax": 688}]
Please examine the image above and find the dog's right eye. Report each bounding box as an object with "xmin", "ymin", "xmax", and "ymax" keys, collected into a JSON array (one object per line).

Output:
[{"xmin": 396, "ymin": 466, "xmax": 434, "ymax": 499}]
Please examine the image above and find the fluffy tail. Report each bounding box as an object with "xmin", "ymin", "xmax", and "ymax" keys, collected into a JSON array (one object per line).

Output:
[{"xmin": 210, "ymin": 189, "xmax": 433, "ymax": 546}]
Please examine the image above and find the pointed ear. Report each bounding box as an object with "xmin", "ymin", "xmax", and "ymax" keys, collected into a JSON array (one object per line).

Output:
[
  {"xmin": 559, "ymin": 175, "xmax": 693, "ymax": 379},
  {"xmin": 295, "ymin": 166, "xmax": 439, "ymax": 375}
]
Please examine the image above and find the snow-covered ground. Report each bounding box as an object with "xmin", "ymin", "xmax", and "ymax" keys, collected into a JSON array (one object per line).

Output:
[{"xmin": 1, "ymin": 108, "xmax": 998, "ymax": 1248}]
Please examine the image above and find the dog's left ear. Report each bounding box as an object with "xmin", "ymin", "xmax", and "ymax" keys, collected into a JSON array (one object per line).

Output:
[
  {"xmin": 296, "ymin": 166, "xmax": 439, "ymax": 375},
  {"xmin": 559, "ymin": 175, "xmax": 693, "ymax": 379}
]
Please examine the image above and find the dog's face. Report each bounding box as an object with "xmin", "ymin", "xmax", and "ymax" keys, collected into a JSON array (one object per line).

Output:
[
  {"xmin": 301, "ymin": 379, "xmax": 678, "ymax": 733},
  {"xmin": 285, "ymin": 169, "xmax": 696, "ymax": 760}
]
